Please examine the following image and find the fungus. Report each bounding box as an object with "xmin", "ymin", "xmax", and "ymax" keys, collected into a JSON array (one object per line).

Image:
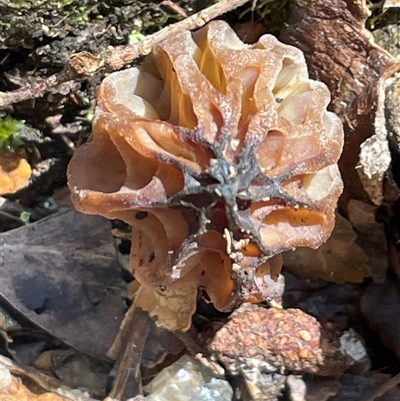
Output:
[{"xmin": 68, "ymin": 20, "xmax": 343, "ymax": 314}]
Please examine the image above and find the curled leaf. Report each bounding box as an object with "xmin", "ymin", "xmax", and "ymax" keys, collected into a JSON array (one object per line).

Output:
[{"xmin": 134, "ymin": 284, "xmax": 197, "ymax": 331}]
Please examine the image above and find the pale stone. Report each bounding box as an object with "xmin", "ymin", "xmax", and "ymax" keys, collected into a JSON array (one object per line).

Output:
[{"xmin": 144, "ymin": 355, "xmax": 233, "ymax": 401}]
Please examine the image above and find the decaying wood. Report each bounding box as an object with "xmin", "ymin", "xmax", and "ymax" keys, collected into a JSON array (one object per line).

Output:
[{"xmin": 280, "ymin": 0, "xmax": 400, "ymax": 206}]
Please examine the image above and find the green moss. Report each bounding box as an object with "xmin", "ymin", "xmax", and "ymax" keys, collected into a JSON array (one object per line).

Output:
[
  {"xmin": 366, "ymin": 0, "xmax": 384, "ymax": 30},
  {"xmin": 0, "ymin": 117, "xmax": 24, "ymax": 150},
  {"xmin": 0, "ymin": 0, "xmax": 93, "ymax": 24},
  {"xmin": 128, "ymin": 29, "xmax": 146, "ymax": 45},
  {"xmin": 0, "ymin": 0, "xmax": 185, "ymax": 51},
  {"xmin": 365, "ymin": 0, "xmax": 400, "ymax": 30},
  {"xmin": 0, "ymin": 0, "xmax": 96, "ymax": 48},
  {"xmin": 141, "ymin": 10, "xmax": 182, "ymax": 34}
]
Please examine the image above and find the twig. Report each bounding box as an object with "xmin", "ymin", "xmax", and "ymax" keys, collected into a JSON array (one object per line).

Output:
[
  {"xmin": 105, "ymin": 0, "xmax": 251, "ymax": 69},
  {"xmin": 0, "ymin": 0, "xmax": 252, "ymax": 109},
  {"xmin": 108, "ymin": 306, "xmax": 152, "ymax": 399},
  {"xmin": 173, "ymin": 327, "xmax": 209, "ymax": 356},
  {"xmin": 0, "ymin": 74, "xmax": 60, "ymax": 108},
  {"xmin": 161, "ymin": 0, "xmax": 188, "ymax": 17},
  {"xmin": 360, "ymin": 372, "xmax": 400, "ymax": 401}
]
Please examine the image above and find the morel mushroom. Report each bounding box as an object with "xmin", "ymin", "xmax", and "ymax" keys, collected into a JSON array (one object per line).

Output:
[{"xmin": 68, "ymin": 20, "xmax": 343, "ymax": 311}]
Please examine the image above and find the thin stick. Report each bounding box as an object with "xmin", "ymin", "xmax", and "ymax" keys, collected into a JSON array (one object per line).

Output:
[
  {"xmin": 160, "ymin": 1, "xmax": 188, "ymax": 17},
  {"xmin": 105, "ymin": 0, "xmax": 251, "ymax": 69},
  {"xmin": 108, "ymin": 307, "xmax": 152, "ymax": 399},
  {"xmin": 360, "ymin": 372, "xmax": 400, "ymax": 401},
  {"xmin": 0, "ymin": 74, "xmax": 60, "ymax": 108},
  {"xmin": 0, "ymin": 0, "xmax": 252, "ymax": 108}
]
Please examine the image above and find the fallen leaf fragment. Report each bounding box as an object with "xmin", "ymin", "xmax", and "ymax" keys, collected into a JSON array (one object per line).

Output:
[
  {"xmin": 360, "ymin": 273, "xmax": 400, "ymax": 359},
  {"xmin": 0, "ymin": 149, "xmax": 31, "ymax": 195},
  {"xmin": 283, "ymin": 213, "xmax": 371, "ymax": 283},
  {"xmin": 0, "ymin": 375, "xmax": 69, "ymax": 401},
  {"xmin": 134, "ymin": 284, "xmax": 197, "ymax": 331},
  {"xmin": 0, "ymin": 209, "xmax": 126, "ymax": 358},
  {"xmin": 0, "ymin": 355, "xmax": 95, "ymax": 401}
]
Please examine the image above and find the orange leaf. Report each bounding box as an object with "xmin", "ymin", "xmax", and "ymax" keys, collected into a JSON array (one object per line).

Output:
[{"xmin": 0, "ymin": 149, "xmax": 31, "ymax": 195}]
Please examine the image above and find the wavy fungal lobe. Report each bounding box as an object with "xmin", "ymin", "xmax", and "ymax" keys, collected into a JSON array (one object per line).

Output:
[{"xmin": 68, "ymin": 21, "xmax": 343, "ymax": 310}]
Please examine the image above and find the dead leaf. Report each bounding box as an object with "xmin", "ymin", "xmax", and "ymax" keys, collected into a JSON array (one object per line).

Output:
[
  {"xmin": 360, "ymin": 273, "xmax": 400, "ymax": 359},
  {"xmin": 0, "ymin": 209, "xmax": 126, "ymax": 358},
  {"xmin": 283, "ymin": 213, "xmax": 371, "ymax": 283},
  {"xmin": 0, "ymin": 149, "xmax": 31, "ymax": 195},
  {"xmin": 134, "ymin": 284, "xmax": 197, "ymax": 332},
  {"xmin": 347, "ymin": 200, "xmax": 388, "ymax": 283},
  {"xmin": 1, "ymin": 376, "xmax": 70, "ymax": 401},
  {"xmin": 0, "ymin": 355, "xmax": 96, "ymax": 401}
]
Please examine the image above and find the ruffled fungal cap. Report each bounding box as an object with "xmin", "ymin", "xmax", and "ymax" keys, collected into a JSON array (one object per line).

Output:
[{"xmin": 68, "ymin": 20, "xmax": 343, "ymax": 311}]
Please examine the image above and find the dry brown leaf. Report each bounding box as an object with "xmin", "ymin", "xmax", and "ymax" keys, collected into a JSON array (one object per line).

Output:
[
  {"xmin": 0, "ymin": 376, "xmax": 71, "ymax": 401},
  {"xmin": 0, "ymin": 149, "xmax": 31, "ymax": 195},
  {"xmin": 0, "ymin": 209, "xmax": 126, "ymax": 358},
  {"xmin": 283, "ymin": 213, "xmax": 371, "ymax": 283},
  {"xmin": 134, "ymin": 283, "xmax": 197, "ymax": 331},
  {"xmin": 0, "ymin": 355, "xmax": 95, "ymax": 401},
  {"xmin": 0, "ymin": 376, "xmax": 69, "ymax": 401},
  {"xmin": 361, "ymin": 273, "xmax": 400, "ymax": 360}
]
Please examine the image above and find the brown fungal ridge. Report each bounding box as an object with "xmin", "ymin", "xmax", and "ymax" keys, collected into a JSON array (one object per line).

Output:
[
  {"xmin": 167, "ymin": 136, "xmax": 313, "ymax": 256},
  {"xmin": 68, "ymin": 20, "xmax": 344, "ymax": 310}
]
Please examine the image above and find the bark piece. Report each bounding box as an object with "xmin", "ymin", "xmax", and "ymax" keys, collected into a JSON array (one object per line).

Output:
[
  {"xmin": 360, "ymin": 273, "xmax": 400, "ymax": 359},
  {"xmin": 280, "ymin": 0, "xmax": 400, "ymax": 206}
]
